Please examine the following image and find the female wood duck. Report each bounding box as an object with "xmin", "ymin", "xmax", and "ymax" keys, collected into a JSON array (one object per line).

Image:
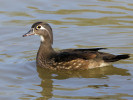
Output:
[{"xmin": 23, "ymin": 22, "xmax": 130, "ymax": 70}]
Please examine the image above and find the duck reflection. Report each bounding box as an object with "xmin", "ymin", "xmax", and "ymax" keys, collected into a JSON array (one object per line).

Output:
[{"xmin": 36, "ymin": 65, "xmax": 130, "ymax": 99}]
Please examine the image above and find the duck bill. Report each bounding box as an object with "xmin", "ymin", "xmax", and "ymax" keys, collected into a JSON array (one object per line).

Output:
[{"xmin": 23, "ymin": 28, "xmax": 35, "ymax": 37}]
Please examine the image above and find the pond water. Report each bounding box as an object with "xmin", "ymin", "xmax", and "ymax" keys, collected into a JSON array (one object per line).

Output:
[{"xmin": 0, "ymin": 0, "xmax": 133, "ymax": 100}]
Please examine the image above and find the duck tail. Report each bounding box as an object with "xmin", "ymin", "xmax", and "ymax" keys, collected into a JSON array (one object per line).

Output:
[{"xmin": 104, "ymin": 54, "xmax": 130, "ymax": 62}]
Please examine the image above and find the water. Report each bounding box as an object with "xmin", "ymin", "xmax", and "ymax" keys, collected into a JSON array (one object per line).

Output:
[{"xmin": 0, "ymin": 0, "xmax": 133, "ymax": 100}]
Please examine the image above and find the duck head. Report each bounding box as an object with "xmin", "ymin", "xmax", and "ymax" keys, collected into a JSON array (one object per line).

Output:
[{"xmin": 23, "ymin": 22, "xmax": 53, "ymax": 44}]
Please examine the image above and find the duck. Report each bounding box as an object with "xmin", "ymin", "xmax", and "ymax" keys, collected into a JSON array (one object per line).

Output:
[{"xmin": 23, "ymin": 22, "xmax": 130, "ymax": 70}]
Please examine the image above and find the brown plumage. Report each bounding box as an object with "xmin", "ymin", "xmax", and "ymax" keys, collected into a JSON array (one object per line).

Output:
[{"xmin": 23, "ymin": 22, "xmax": 130, "ymax": 70}]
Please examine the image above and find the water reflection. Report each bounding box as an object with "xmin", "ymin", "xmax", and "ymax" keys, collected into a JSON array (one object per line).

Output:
[{"xmin": 36, "ymin": 66, "xmax": 130, "ymax": 99}]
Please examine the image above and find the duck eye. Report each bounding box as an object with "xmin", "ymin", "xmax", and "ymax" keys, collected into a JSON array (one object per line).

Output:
[{"xmin": 36, "ymin": 25, "xmax": 41, "ymax": 29}]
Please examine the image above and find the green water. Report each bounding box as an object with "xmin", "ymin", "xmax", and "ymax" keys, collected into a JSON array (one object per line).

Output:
[{"xmin": 0, "ymin": 0, "xmax": 133, "ymax": 100}]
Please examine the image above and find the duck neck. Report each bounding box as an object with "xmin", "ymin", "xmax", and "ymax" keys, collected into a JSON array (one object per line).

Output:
[{"xmin": 37, "ymin": 41, "xmax": 55, "ymax": 62}]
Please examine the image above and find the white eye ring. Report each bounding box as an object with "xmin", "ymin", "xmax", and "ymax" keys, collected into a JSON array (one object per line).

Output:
[{"xmin": 36, "ymin": 25, "xmax": 45, "ymax": 30}]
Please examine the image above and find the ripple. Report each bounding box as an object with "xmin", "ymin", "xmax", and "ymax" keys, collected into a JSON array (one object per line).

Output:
[{"xmin": 34, "ymin": 9, "xmax": 126, "ymax": 15}]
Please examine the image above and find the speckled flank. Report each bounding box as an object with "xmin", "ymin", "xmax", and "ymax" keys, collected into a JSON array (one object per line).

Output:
[{"xmin": 49, "ymin": 59, "xmax": 110, "ymax": 70}]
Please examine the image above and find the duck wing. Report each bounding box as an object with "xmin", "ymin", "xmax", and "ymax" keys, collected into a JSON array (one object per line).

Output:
[
  {"xmin": 60, "ymin": 48, "xmax": 107, "ymax": 52},
  {"xmin": 53, "ymin": 48, "xmax": 129, "ymax": 63}
]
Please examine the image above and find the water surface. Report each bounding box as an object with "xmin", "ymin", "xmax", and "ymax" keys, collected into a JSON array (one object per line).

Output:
[{"xmin": 0, "ymin": 0, "xmax": 133, "ymax": 100}]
